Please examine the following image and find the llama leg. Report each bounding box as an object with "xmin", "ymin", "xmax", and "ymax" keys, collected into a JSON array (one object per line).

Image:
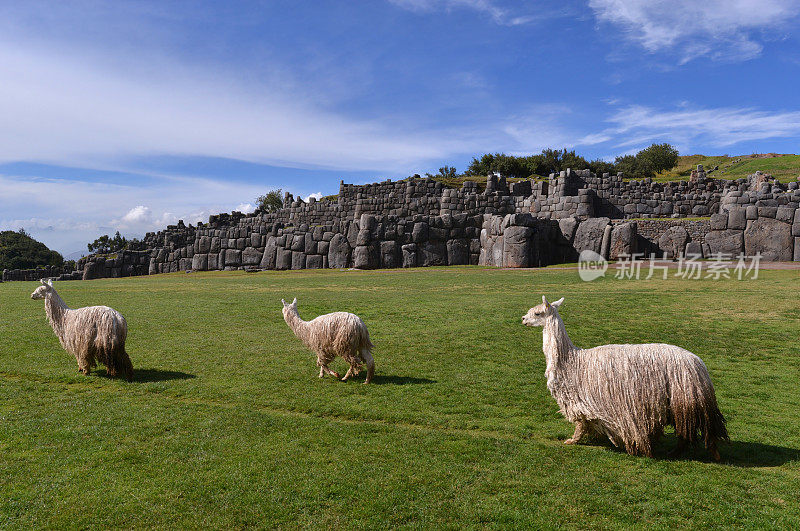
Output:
[
  {"xmin": 565, "ymin": 421, "xmax": 589, "ymax": 445},
  {"xmin": 319, "ymin": 366, "xmax": 325, "ymax": 378},
  {"xmin": 361, "ymin": 349, "xmax": 374, "ymax": 384},
  {"xmin": 341, "ymin": 367, "xmax": 354, "ymax": 381},
  {"xmin": 77, "ymin": 352, "xmax": 91, "ymax": 375},
  {"xmin": 321, "ymin": 365, "xmax": 340, "ymax": 379}
]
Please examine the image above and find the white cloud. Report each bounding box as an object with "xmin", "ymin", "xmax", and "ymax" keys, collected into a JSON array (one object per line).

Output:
[
  {"xmin": 589, "ymin": 0, "xmax": 800, "ymax": 62},
  {"xmin": 389, "ymin": 0, "xmax": 535, "ymax": 26},
  {"xmin": 303, "ymin": 192, "xmax": 323, "ymax": 202},
  {"xmin": 0, "ymin": 172, "xmax": 278, "ymax": 254},
  {"xmin": 235, "ymin": 203, "xmax": 256, "ymax": 213},
  {"xmin": 606, "ymin": 104, "xmax": 800, "ymax": 150}
]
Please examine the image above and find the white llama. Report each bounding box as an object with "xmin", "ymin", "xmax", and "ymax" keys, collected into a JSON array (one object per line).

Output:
[
  {"xmin": 523, "ymin": 296, "xmax": 727, "ymax": 460},
  {"xmin": 281, "ymin": 298, "xmax": 375, "ymax": 384},
  {"xmin": 31, "ymin": 279, "xmax": 133, "ymax": 381}
]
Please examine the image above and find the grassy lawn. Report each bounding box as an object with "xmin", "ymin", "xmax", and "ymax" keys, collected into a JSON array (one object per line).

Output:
[{"xmin": 1, "ymin": 268, "xmax": 799, "ymax": 528}]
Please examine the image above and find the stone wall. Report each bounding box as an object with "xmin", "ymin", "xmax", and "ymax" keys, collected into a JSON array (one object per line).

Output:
[{"xmin": 13, "ymin": 168, "xmax": 798, "ymax": 282}]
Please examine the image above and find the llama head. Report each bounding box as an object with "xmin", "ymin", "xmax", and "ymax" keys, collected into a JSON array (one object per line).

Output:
[
  {"xmin": 522, "ymin": 295, "xmax": 564, "ymax": 327},
  {"xmin": 281, "ymin": 297, "xmax": 298, "ymax": 316},
  {"xmin": 30, "ymin": 279, "xmax": 54, "ymax": 300}
]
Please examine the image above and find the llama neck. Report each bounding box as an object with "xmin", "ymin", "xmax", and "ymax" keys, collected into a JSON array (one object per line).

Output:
[
  {"xmin": 284, "ymin": 309, "xmax": 310, "ymax": 344},
  {"xmin": 44, "ymin": 291, "xmax": 70, "ymax": 339},
  {"xmin": 542, "ymin": 312, "xmax": 576, "ymax": 371}
]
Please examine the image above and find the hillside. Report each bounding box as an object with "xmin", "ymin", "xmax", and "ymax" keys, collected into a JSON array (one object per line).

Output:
[
  {"xmin": 653, "ymin": 153, "xmax": 800, "ymax": 182},
  {"xmin": 429, "ymin": 153, "xmax": 800, "ymax": 189},
  {"xmin": 0, "ymin": 230, "xmax": 64, "ymax": 270}
]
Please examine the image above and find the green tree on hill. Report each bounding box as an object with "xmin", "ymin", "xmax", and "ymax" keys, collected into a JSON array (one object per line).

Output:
[
  {"xmin": 256, "ymin": 189, "xmax": 284, "ymax": 213},
  {"xmin": 87, "ymin": 231, "xmax": 129, "ymax": 254},
  {"xmin": 0, "ymin": 229, "xmax": 64, "ymax": 270}
]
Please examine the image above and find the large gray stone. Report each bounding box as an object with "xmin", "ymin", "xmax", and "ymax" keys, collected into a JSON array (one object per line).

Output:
[
  {"xmin": 306, "ymin": 255, "xmax": 323, "ymax": 269},
  {"xmin": 260, "ymin": 236, "xmax": 277, "ymax": 269},
  {"xmin": 420, "ymin": 241, "xmax": 447, "ymax": 267},
  {"xmin": 658, "ymin": 225, "xmax": 689, "ymax": 259},
  {"xmin": 380, "ymin": 241, "xmax": 397, "ymax": 268},
  {"xmin": 609, "ymin": 222, "xmax": 637, "ymax": 260},
  {"xmin": 573, "ymin": 217, "xmax": 610, "ymax": 254},
  {"xmin": 291, "ymin": 234, "xmax": 306, "ymax": 252},
  {"xmin": 198, "ymin": 236, "xmax": 211, "ymax": 254},
  {"xmin": 291, "ymin": 251, "xmax": 307, "ymax": 270},
  {"xmin": 353, "ymin": 245, "xmax": 378, "ymax": 269},
  {"xmin": 191, "ymin": 253, "xmax": 208, "ymax": 271},
  {"xmin": 242, "ymin": 246, "xmax": 262, "ymax": 266},
  {"xmin": 327, "ymin": 234, "xmax": 351, "ymax": 268},
  {"xmin": 558, "ymin": 217, "xmax": 578, "ymax": 243},
  {"xmin": 276, "ymin": 249, "xmax": 292, "ymax": 270},
  {"xmin": 412, "ymin": 222, "xmax": 428, "ymax": 243},
  {"xmin": 446, "ymin": 239, "xmax": 469, "ymax": 266},
  {"xmin": 224, "ymin": 249, "xmax": 242, "ymax": 266},
  {"xmin": 502, "ymin": 226, "xmax": 533, "ymax": 267},
  {"xmin": 728, "ymin": 207, "xmax": 747, "ymax": 230},
  {"xmin": 744, "ymin": 217, "xmax": 793, "ymax": 261},
  {"xmin": 710, "ymin": 213, "xmax": 727, "ymax": 231},
  {"xmin": 705, "ymin": 229, "xmax": 744, "ymax": 258}
]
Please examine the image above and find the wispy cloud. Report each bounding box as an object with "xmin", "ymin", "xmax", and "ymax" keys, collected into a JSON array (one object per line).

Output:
[
  {"xmin": 389, "ymin": 0, "xmax": 537, "ymax": 26},
  {"xmin": 606, "ymin": 104, "xmax": 800, "ymax": 150},
  {"xmin": 589, "ymin": 0, "xmax": 800, "ymax": 63},
  {"xmin": 0, "ymin": 38, "xmax": 477, "ymax": 174}
]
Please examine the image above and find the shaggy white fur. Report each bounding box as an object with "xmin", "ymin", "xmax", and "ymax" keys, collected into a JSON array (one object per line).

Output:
[
  {"xmin": 523, "ymin": 296, "xmax": 727, "ymax": 460},
  {"xmin": 31, "ymin": 279, "xmax": 133, "ymax": 381},
  {"xmin": 282, "ymin": 298, "xmax": 375, "ymax": 384}
]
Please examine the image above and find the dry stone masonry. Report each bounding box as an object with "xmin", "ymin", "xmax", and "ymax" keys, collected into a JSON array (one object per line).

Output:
[{"xmin": 36, "ymin": 167, "xmax": 800, "ymax": 281}]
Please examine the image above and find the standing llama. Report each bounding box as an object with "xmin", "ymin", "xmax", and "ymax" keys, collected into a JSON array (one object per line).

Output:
[
  {"xmin": 523, "ymin": 296, "xmax": 728, "ymax": 460},
  {"xmin": 281, "ymin": 298, "xmax": 375, "ymax": 384},
  {"xmin": 31, "ymin": 279, "xmax": 133, "ymax": 381}
]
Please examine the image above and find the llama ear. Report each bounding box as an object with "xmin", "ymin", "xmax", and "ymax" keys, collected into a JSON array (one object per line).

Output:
[
  {"xmin": 40, "ymin": 279, "xmax": 47, "ymax": 285},
  {"xmin": 292, "ymin": 298, "xmax": 297, "ymax": 306},
  {"xmin": 281, "ymin": 298, "xmax": 286, "ymax": 306},
  {"xmin": 552, "ymin": 297, "xmax": 564, "ymax": 308},
  {"xmin": 46, "ymin": 279, "xmax": 53, "ymax": 287},
  {"xmin": 542, "ymin": 295, "xmax": 549, "ymax": 306}
]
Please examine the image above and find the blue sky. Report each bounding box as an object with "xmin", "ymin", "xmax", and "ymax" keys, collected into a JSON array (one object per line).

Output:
[{"xmin": 2, "ymin": 0, "xmax": 800, "ymax": 255}]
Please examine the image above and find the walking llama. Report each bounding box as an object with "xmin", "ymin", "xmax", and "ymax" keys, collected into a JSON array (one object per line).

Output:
[
  {"xmin": 281, "ymin": 298, "xmax": 375, "ymax": 383},
  {"xmin": 31, "ymin": 279, "xmax": 133, "ymax": 381},
  {"xmin": 522, "ymin": 296, "xmax": 728, "ymax": 460}
]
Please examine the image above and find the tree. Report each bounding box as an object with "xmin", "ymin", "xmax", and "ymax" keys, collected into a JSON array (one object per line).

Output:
[
  {"xmin": 636, "ymin": 143, "xmax": 679, "ymax": 175},
  {"xmin": 613, "ymin": 154, "xmax": 640, "ymax": 177},
  {"xmin": 256, "ymin": 189, "xmax": 284, "ymax": 213},
  {"xmin": 437, "ymin": 166, "xmax": 458, "ymax": 178},
  {"xmin": 88, "ymin": 231, "xmax": 128, "ymax": 254}
]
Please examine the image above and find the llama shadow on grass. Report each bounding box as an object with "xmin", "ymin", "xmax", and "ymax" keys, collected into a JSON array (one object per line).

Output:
[
  {"xmin": 369, "ymin": 374, "xmax": 436, "ymax": 385},
  {"xmin": 580, "ymin": 433, "xmax": 800, "ymax": 466},
  {"xmin": 721, "ymin": 440, "xmax": 800, "ymax": 468},
  {"xmin": 97, "ymin": 368, "xmax": 196, "ymax": 383}
]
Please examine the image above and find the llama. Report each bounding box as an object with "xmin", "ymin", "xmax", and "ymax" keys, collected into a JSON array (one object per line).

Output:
[
  {"xmin": 31, "ymin": 279, "xmax": 133, "ymax": 381},
  {"xmin": 522, "ymin": 296, "xmax": 728, "ymax": 460},
  {"xmin": 281, "ymin": 298, "xmax": 375, "ymax": 384}
]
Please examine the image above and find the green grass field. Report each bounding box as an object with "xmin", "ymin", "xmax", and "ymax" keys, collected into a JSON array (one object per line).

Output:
[{"xmin": 2, "ymin": 268, "xmax": 799, "ymax": 528}]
